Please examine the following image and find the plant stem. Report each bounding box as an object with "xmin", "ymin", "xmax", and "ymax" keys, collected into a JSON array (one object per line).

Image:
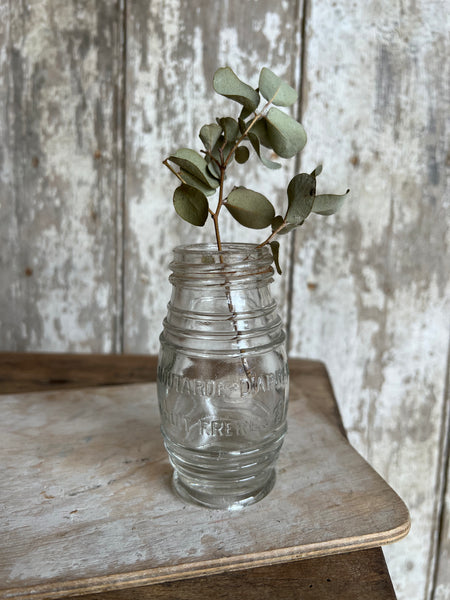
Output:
[
  {"xmin": 222, "ymin": 96, "xmax": 276, "ymax": 168},
  {"xmin": 212, "ymin": 213, "xmax": 222, "ymax": 250},
  {"xmin": 223, "ymin": 111, "xmax": 261, "ymax": 168},
  {"xmin": 256, "ymin": 220, "xmax": 287, "ymax": 248},
  {"xmin": 211, "ymin": 164, "xmax": 227, "ymax": 251},
  {"xmin": 162, "ymin": 159, "xmax": 186, "ymax": 184}
]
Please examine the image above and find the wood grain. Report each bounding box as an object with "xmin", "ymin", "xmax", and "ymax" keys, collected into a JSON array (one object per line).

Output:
[
  {"xmin": 0, "ymin": 0, "xmax": 124, "ymax": 352},
  {"xmin": 0, "ymin": 356, "xmax": 409, "ymax": 600},
  {"xmin": 123, "ymin": 0, "xmax": 303, "ymax": 351},
  {"xmin": 0, "ymin": 352, "xmax": 158, "ymax": 393},
  {"xmin": 0, "ymin": 354, "xmax": 399, "ymax": 599},
  {"xmin": 288, "ymin": 1, "xmax": 450, "ymax": 598},
  {"xmin": 62, "ymin": 548, "xmax": 397, "ymax": 600}
]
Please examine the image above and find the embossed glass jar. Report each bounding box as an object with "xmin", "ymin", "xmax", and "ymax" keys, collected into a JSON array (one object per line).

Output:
[{"xmin": 157, "ymin": 243, "xmax": 289, "ymax": 509}]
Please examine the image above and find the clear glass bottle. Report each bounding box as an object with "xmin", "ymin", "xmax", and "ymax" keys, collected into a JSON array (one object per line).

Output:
[{"xmin": 157, "ymin": 243, "xmax": 289, "ymax": 509}]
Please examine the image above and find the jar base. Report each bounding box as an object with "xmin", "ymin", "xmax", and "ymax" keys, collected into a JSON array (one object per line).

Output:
[{"xmin": 172, "ymin": 468, "xmax": 276, "ymax": 510}]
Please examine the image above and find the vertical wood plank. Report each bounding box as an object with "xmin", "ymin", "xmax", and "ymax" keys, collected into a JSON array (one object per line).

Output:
[
  {"xmin": 0, "ymin": 0, "xmax": 124, "ymax": 352},
  {"xmin": 433, "ymin": 355, "xmax": 450, "ymax": 600},
  {"xmin": 288, "ymin": 1, "xmax": 449, "ymax": 598},
  {"xmin": 123, "ymin": 0, "xmax": 303, "ymax": 352}
]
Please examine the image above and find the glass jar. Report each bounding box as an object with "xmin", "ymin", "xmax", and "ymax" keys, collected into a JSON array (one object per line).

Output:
[{"xmin": 157, "ymin": 243, "xmax": 289, "ymax": 509}]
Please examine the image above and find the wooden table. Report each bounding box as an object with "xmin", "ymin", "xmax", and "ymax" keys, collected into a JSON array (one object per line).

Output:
[{"xmin": 0, "ymin": 353, "xmax": 410, "ymax": 600}]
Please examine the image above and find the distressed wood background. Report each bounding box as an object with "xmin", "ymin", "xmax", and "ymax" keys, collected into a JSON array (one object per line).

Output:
[{"xmin": 0, "ymin": 1, "xmax": 448, "ymax": 598}]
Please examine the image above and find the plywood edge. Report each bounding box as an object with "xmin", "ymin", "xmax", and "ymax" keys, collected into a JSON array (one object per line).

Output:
[{"xmin": 0, "ymin": 513, "xmax": 411, "ymax": 600}]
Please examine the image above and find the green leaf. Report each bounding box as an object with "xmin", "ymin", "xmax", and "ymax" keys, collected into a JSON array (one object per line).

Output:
[
  {"xmin": 179, "ymin": 169, "xmax": 217, "ymax": 196},
  {"xmin": 206, "ymin": 160, "xmax": 221, "ymax": 179},
  {"xmin": 225, "ymin": 187, "xmax": 275, "ymax": 229},
  {"xmin": 312, "ymin": 189, "xmax": 350, "ymax": 215},
  {"xmin": 213, "ymin": 66, "xmax": 260, "ymax": 113},
  {"xmin": 173, "ymin": 184, "xmax": 209, "ymax": 226},
  {"xmin": 271, "ymin": 215, "xmax": 284, "ymax": 231},
  {"xmin": 311, "ymin": 164, "xmax": 323, "ymax": 177},
  {"xmin": 208, "ymin": 135, "xmax": 235, "ymax": 166},
  {"xmin": 285, "ymin": 173, "xmax": 316, "ymax": 225},
  {"xmin": 247, "ymin": 131, "xmax": 281, "ymax": 169},
  {"xmin": 269, "ymin": 240, "xmax": 282, "ymax": 274},
  {"xmin": 217, "ymin": 117, "xmax": 239, "ymax": 143},
  {"xmin": 250, "ymin": 118, "xmax": 272, "ymax": 148},
  {"xmin": 271, "ymin": 215, "xmax": 295, "ymax": 235},
  {"xmin": 239, "ymin": 105, "xmax": 253, "ymax": 120},
  {"xmin": 266, "ymin": 107, "xmax": 307, "ymax": 158},
  {"xmin": 169, "ymin": 148, "xmax": 219, "ymax": 188},
  {"xmin": 199, "ymin": 123, "xmax": 222, "ymax": 150},
  {"xmin": 259, "ymin": 67, "xmax": 298, "ymax": 107},
  {"xmin": 235, "ymin": 145, "xmax": 250, "ymax": 164},
  {"xmin": 240, "ymin": 119, "xmax": 281, "ymax": 170}
]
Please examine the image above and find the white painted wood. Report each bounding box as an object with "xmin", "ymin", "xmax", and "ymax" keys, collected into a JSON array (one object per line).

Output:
[
  {"xmin": 0, "ymin": 376, "xmax": 409, "ymax": 600},
  {"xmin": 288, "ymin": 1, "xmax": 450, "ymax": 599},
  {"xmin": 0, "ymin": 0, "xmax": 123, "ymax": 352},
  {"xmin": 123, "ymin": 0, "xmax": 303, "ymax": 352}
]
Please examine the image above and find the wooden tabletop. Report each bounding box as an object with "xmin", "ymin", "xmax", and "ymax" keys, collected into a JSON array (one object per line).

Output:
[{"xmin": 0, "ymin": 353, "xmax": 408, "ymax": 600}]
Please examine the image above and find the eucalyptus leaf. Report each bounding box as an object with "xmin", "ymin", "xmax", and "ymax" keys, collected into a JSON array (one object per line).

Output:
[
  {"xmin": 199, "ymin": 123, "xmax": 222, "ymax": 150},
  {"xmin": 217, "ymin": 117, "xmax": 240, "ymax": 143},
  {"xmin": 312, "ymin": 189, "xmax": 350, "ymax": 215},
  {"xmin": 271, "ymin": 215, "xmax": 295, "ymax": 235},
  {"xmin": 259, "ymin": 67, "xmax": 298, "ymax": 107},
  {"xmin": 206, "ymin": 160, "xmax": 221, "ymax": 179},
  {"xmin": 285, "ymin": 173, "xmax": 316, "ymax": 225},
  {"xmin": 269, "ymin": 240, "xmax": 282, "ymax": 274},
  {"xmin": 225, "ymin": 187, "xmax": 275, "ymax": 229},
  {"xmin": 169, "ymin": 148, "xmax": 219, "ymax": 187},
  {"xmin": 247, "ymin": 130, "xmax": 281, "ymax": 170},
  {"xmin": 266, "ymin": 107, "xmax": 307, "ymax": 158},
  {"xmin": 239, "ymin": 105, "xmax": 253, "ymax": 120},
  {"xmin": 271, "ymin": 215, "xmax": 284, "ymax": 231},
  {"xmin": 213, "ymin": 66, "xmax": 260, "ymax": 113},
  {"xmin": 173, "ymin": 184, "xmax": 209, "ymax": 226},
  {"xmin": 235, "ymin": 145, "xmax": 250, "ymax": 164},
  {"xmin": 210, "ymin": 136, "xmax": 235, "ymax": 165},
  {"xmin": 179, "ymin": 169, "xmax": 217, "ymax": 196},
  {"xmin": 250, "ymin": 118, "xmax": 272, "ymax": 148},
  {"xmin": 311, "ymin": 164, "xmax": 323, "ymax": 177}
]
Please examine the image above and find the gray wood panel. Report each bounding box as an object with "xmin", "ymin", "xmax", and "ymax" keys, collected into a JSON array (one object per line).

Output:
[
  {"xmin": 288, "ymin": 1, "xmax": 450, "ymax": 598},
  {"xmin": 123, "ymin": 0, "xmax": 304, "ymax": 352},
  {"xmin": 0, "ymin": 0, "xmax": 124, "ymax": 352}
]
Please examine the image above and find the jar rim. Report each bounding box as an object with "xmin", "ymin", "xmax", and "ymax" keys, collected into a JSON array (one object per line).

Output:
[
  {"xmin": 169, "ymin": 243, "xmax": 274, "ymax": 284},
  {"xmin": 172, "ymin": 242, "xmax": 268, "ymax": 254}
]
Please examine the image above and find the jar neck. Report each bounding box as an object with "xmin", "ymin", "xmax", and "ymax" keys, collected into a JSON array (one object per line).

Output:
[{"xmin": 169, "ymin": 243, "xmax": 274, "ymax": 288}]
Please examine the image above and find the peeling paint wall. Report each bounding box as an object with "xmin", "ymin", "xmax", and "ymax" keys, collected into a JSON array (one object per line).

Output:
[
  {"xmin": 0, "ymin": 0, "xmax": 123, "ymax": 352},
  {"xmin": 0, "ymin": 1, "xmax": 449, "ymax": 598}
]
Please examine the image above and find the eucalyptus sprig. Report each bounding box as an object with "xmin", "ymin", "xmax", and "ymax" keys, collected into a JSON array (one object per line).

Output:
[{"xmin": 163, "ymin": 66, "xmax": 349, "ymax": 274}]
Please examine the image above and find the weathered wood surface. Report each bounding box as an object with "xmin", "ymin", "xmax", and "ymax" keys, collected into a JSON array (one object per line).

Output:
[
  {"xmin": 0, "ymin": 353, "xmax": 399, "ymax": 600},
  {"xmin": 0, "ymin": 1, "xmax": 449, "ymax": 598},
  {"xmin": 66, "ymin": 548, "xmax": 397, "ymax": 600},
  {"xmin": 0, "ymin": 352, "xmax": 158, "ymax": 393},
  {"xmin": 123, "ymin": 0, "xmax": 304, "ymax": 346},
  {"xmin": 0, "ymin": 355, "xmax": 409, "ymax": 600},
  {"xmin": 0, "ymin": 0, "xmax": 125, "ymax": 352},
  {"xmin": 288, "ymin": 1, "xmax": 450, "ymax": 599}
]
